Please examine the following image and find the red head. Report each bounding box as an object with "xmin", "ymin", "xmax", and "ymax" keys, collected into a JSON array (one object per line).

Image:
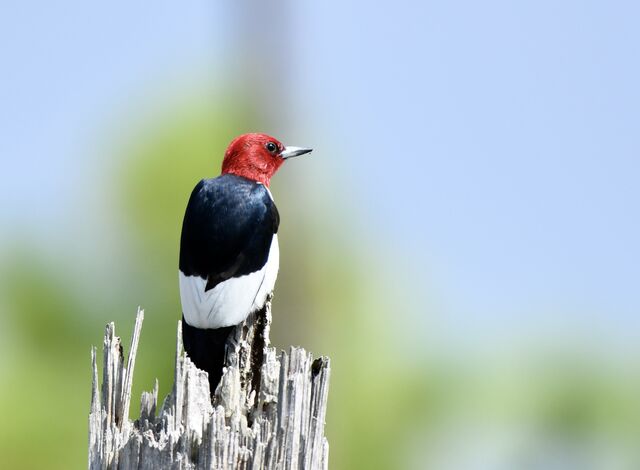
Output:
[{"xmin": 221, "ymin": 133, "xmax": 312, "ymax": 186}]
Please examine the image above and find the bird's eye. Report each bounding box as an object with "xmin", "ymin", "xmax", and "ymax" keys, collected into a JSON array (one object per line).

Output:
[{"xmin": 266, "ymin": 142, "xmax": 278, "ymax": 154}]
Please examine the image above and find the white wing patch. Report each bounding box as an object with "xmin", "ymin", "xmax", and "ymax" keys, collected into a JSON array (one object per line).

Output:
[{"xmin": 180, "ymin": 235, "xmax": 279, "ymax": 329}]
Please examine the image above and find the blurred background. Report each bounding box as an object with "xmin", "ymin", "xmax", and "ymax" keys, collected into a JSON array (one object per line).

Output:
[{"xmin": 1, "ymin": 1, "xmax": 640, "ymax": 469}]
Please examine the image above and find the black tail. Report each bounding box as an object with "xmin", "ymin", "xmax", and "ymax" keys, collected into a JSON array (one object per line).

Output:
[{"xmin": 181, "ymin": 316, "xmax": 234, "ymax": 396}]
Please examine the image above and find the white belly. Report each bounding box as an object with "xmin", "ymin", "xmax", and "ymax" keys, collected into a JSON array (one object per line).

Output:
[{"xmin": 180, "ymin": 235, "xmax": 279, "ymax": 329}]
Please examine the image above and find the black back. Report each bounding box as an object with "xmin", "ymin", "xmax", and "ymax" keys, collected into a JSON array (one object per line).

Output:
[{"xmin": 179, "ymin": 174, "xmax": 280, "ymax": 291}]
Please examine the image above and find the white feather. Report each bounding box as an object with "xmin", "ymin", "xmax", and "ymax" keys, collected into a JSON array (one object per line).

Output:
[{"xmin": 180, "ymin": 235, "xmax": 279, "ymax": 329}]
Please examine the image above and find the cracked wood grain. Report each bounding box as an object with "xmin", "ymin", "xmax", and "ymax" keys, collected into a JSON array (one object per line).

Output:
[{"xmin": 88, "ymin": 303, "xmax": 330, "ymax": 470}]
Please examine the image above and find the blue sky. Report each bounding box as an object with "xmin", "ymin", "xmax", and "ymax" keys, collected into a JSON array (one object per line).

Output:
[
  {"xmin": 1, "ymin": 1, "xmax": 639, "ymax": 353},
  {"xmin": 294, "ymin": 1, "xmax": 640, "ymax": 349}
]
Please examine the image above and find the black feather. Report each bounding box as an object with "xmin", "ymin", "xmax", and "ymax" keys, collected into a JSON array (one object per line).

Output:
[
  {"xmin": 179, "ymin": 174, "xmax": 280, "ymax": 394},
  {"xmin": 181, "ymin": 316, "xmax": 234, "ymax": 395},
  {"xmin": 179, "ymin": 174, "xmax": 279, "ymax": 290}
]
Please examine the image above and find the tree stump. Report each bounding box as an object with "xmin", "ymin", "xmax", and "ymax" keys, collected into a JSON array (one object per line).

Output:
[{"xmin": 88, "ymin": 303, "xmax": 330, "ymax": 469}]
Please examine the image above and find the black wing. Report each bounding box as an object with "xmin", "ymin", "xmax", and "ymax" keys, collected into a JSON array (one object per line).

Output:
[{"xmin": 179, "ymin": 174, "xmax": 279, "ymax": 291}]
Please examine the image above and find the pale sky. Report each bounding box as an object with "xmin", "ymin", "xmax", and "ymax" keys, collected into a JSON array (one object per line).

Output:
[{"xmin": 1, "ymin": 1, "xmax": 639, "ymax": 353}]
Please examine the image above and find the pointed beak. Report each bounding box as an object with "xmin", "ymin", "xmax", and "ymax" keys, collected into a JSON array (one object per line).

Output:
[{"xmin": 280, "ymin": 146, "xmax": 313, "ymax": 160}]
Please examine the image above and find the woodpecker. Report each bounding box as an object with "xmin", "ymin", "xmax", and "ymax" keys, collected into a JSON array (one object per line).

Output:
[{"xmin": 179, "ymin": 133, "xmax": 312, "ymax": 394}]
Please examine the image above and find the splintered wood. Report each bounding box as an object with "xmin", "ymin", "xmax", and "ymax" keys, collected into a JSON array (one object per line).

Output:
[{"xmin": 88, "ymin": 305, "xmax": 330, "ymax": 470}]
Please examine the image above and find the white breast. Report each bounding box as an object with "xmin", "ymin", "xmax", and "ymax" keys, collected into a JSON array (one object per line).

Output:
[{"xmin": 180, "ymin": 235, "xmax": 279, "ymax": 329}]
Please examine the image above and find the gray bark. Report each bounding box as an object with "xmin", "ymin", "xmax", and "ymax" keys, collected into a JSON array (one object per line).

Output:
[{"xmin": 88, "ymin": 303, "xmax": 330, "ymax": 469}]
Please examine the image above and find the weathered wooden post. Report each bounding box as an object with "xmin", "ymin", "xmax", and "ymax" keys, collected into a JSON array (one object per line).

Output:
[{"xmin": 88, "ymin": 303, "xmax": 330, "ymax": 469}]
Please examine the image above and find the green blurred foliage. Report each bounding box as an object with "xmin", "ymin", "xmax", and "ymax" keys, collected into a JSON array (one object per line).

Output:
[{"xmin": 2, "ymin": 90, "xmax": 640, "ymax": 469}]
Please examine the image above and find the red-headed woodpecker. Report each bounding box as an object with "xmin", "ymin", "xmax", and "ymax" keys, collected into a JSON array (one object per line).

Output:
[{"xmin": 179, "ymin": 133, "xmax": 312, "ymax": 394}]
